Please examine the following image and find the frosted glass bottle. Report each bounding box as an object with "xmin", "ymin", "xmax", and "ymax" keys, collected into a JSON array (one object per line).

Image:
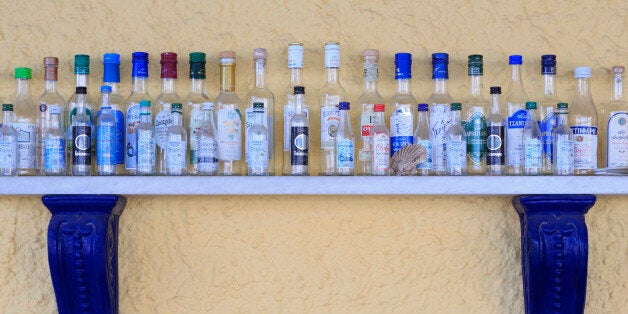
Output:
[
  {"xmin": 357, "ymin": 49, "xmax": 384, "ymax": 175},
  {"xmin": 504, "ymin": 55, "xmax": 528, "ymax": 175},
  {"xmin": 463, "ymin": 55, "xmax": 489, "ymax": 175},
  {"xmin": 428, "ymin": 53, "xmax": 453, "ymax": 175},
  {"xmin": 570, "ymin": 67, "xmax": 598, "ymax": 175},
  {"xmin": 522, "ymin": 102, "xmax": 542, "ymax": 175},
  {"xmin": 319, "ymin": 41, "xmax": 346, "ymax": 175},
  {"xmin": 601, "ymin": 66, "xmax": 628, "ymax": 168},
  {"xmin": 413, "ymin": 103, "xmax": 432, "ymax": 175},
  {"xmin": 335, "ymin": 101, "xmax": 354, "ymax": 176},
  {"xmin": 445, "ymin": 103, "xmax": 466, "ymax": 175},
  {"xmin": 553, "ymin": 103, "xmax": 574, "ymax": 175},
  {"xmin": 215, "ymin": 51, "xmax": 243, "ymax": 176}
]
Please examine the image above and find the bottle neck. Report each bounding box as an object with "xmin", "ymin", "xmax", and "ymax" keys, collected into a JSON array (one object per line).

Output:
[
  {"xmin": 132, "ymin": 77, "xmax": 148, "ymax": 94},
  {"xmin": 220, "ymin": 63, "xmax": 235, "ymax": 92},
  {"xmin": 491, "ymin": 94, "xmax": 501, "ymax": 114},
  {"xmin": 469, "ymin": 75, "xmax": 482, "ymax": 97},
  {"xmin": 45, "ymin": 80, "xmax": 57, "ymax": 93},
  {"xmin": 75, "ymin": 74, "xmax": 88, "ymax": 88},
  {"xmin": 172, "ymin": 111, "xmax": 182, "ymax": 125},
  {"xmin": 290, "ymin": 67, "xmax": 303, "ymax": 86},
  {"xmin": 202, "ymin": 109, "xmax": 213, "ymax": 125},
  {"xmin": 543, "ymin": 74, "xmax": 557, "ymax": 97},
  {"xmin": 363, "ymin": 62, "xmax": 379, "ymax": 92},
  {"xmin": 76, "ymin": 94, "xmax": 87, "ymax": 114},
  {"xmin": 104, "ymin": 82, "xmax": 120, "ymax": 94},
  {"xmin": 101, "ymin": 94, "xmax": 110, "ymax": 107},
  {"xmin": 3, "ymin": 111, "xmax": 14, "ymax": 126},
  {"xmin": 613, "ymin": 74, "xmax": 623, "ymax": 101},
  {"xmin": 140, "ymin": 113, "xmax": 151, "ymax": 124},
  {"xmin": 433, "ymin": 78, "xmax": 448, "ymax": 94},
  {"xmin": 16, "ymin": 78, "xmax": 31, "ymax": 96},
  {"xmin": 451, "ymin": 110, "xmax": 461, "ymax": 124},
  {"xmin": 190, "ymin": 78, "xmax": 205, "ymax": 95},
  {"xmin": 326, "ymin": 67, "xmax": 339, "ymax": 84},
  {"xmin": 254, "ymin": 59, "xmax": 266, "ymax": 88},
  {"xmin": 100, "ymin": 107, "xmax": 111, "ymax": 115},
  {"xmin": 577, "ymin": 77, "xmax": 591, "ymax": 97},
  {"xmin": 557, "ymin": 109, "xmax": 569, "ymax": 125},
  {"xmin": 396, "ymin": 78, "xmax": 412, "ymax": 94},
  {"xmin": 511, "ymin": 64, "xmax": 522, "ymax": 82},
  {"xmin": 49, "ymin": 113, "xmax": 62, "ymax": 129},
  {"xmin": 374, "ymin": 112, "xmax": 385, "ymax": 125},
  {"xmin": 161, "ymin": 78, "xmax": 176, "ymax": 94},
  {"xmin": 254, "ymin": 110, "xmax": 264, "ymax": 125},
  {"xmin": 295, "ymin": 94, "xmax": 304, "ymax": 113}
]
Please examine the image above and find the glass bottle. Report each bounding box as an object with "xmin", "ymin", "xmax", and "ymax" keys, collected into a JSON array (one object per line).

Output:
[
  {"xmin": 522, "ymin": 101, "xmax": 542, "ymax": 175},
  {"xmin": 97, "ymin": 86, "xmax": 117, "ymax": 175},
  {"xmin": 553, "ymin": 103, "xmax": 574, "ymax": 175},
  {"xmin": 486, "ymin": 86, "xmax": 505, "ymax": 175},
  {"xmin": 463, "ymin": 55, "xmax": 489, "ymax": 175},
  {"xmin": 37, "ymin": 57, "xmax": 65, "ymax": 174},
  {"xmin": 0, "ymin": 104, "xmax": 18, "ymax": 176},
  {"xmin": 504, "ymin": 55, "xmax": 529, "ymax": 175},
  {"xmin": 246, "ymin": 102, "xmax": 269, "ymax": 176},
  {"xmin": 538, "ymin": 55, "xmax": 561, "ymax": 174},
  {"xmin": 601, "ymin": 66, "xmax": 628, "ymax": 168},
  {"xmin": 357, "ymin": 49, "xmax": 384, "ymax": 175},
  {"xmin": 414, "ymin": 103, "xmax": 432, "ymax": 175},
  {"xmin": 319, "ymin": 41, "xmax": 346, "ymax": 175},
  {"xmin": 390, "ymin": 53, "xmax": 416, "ymax": 158},
  {"xmin": 335, "ymin": 101, "xmax": 354, "ymax": 176},
  {"xmin": 43, "ymin": 105, "xmax": 66, "ymax": 175},
  {"xmin": 196, "ymin": 102, "xmax": 219, "ymax": 175},
  {"xmin": 125, "ymin": 52, "xmax": 152, "ymax": 174},
  {"xmin": 370, "ymin": 104, "xmax": 390, "ymax": 176},
  {"xmin": 282, "ymin": 43, "xmax": 309, "ymax": 175},
  {"xmin": 155, "ymin": 52, "xmax": 183, "ymax": 175},
  {"xmin": 136, "ymin": 100, "xmax": 156, "ymax": 175},
  {"xmin": 246, "ymin": 48, "xmax": 275, "ymax": 175},
  {"xmin": 101, "ymin": 53, "xmax": 126, "ymax": 173},
  {"xmin": 164, "ymin": 103, "xmax": 187, "ymax": 175},
  {"xmin": 13, "ymin": 67, "xmax": 37, "ymax": 175},
  {"xmin": 428, "ymin": 53, "xmax": 454, "ymax": 175},
  {"xmin": 290, "ymin": 86, "xmax": 309, "ymax": 176},
  {"xmin": 66, "ymin": 55, "xmax": 95, "ymax": 173},
  {"xmin": 185, "ymin": 52, "xmax": 211, "ymax": 175},
  {"xmin": 445, "ymin": 103, "xmax": 466, "ymax": 175},
  {"xmin": 215, "ymin": 51, "xmax": 243, "ymax": 176},
  {"xmin": 71, "ymin": 87, "xmax": 93, "ymax": 176},
  {"xmin": 570, "ymin": 66, "xmax": 598, "ymax": 175}
]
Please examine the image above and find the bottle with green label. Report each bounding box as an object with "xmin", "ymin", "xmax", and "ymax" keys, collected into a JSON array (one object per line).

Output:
[
  {"xmin": 463, "ymin": 55, "xmax": 489, "ymax": 175},
  {"xmin": 13, "ymin": 67, "xmax": 37, "ymax": 175},
  {"xmin": 185, "ymin": 52, "xmax": 211, "ymax": 175}
]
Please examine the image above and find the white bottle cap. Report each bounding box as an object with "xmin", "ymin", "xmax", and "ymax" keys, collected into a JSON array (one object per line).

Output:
[
  {"xmin": 48, "ymin": 105, "xmax": 61, "ymax": 114},
  {"xmin": 574, "ymin": 66, "xmax": 591, "ymax": 78},
  {"xmin": 288, "ymin": 43, "xmax": 304, "ymax": 69},
  {"xmin": 202, "ymin": 102, "xmax": 214, "ymax": 110},
  {"xmin": 325, "ymin": 41, "xmax": 340, "ymax": 68}
]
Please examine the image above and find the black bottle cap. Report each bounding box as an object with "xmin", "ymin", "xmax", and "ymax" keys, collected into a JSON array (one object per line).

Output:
[
  {"xmin": 76, "ymin": 86, "xmax": 87, "ymax": 94},
  {"xmin": 490, "ymin": 86, "xmax": 501, "ymax": 94},
  {"xmin": 294, "ymin": 86, "xmax": 305, "ymax": 95}
]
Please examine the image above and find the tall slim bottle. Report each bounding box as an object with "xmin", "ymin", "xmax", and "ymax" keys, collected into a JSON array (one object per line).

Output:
[
  {"xmin": 185, "ymin": 52, "xmax": 211, "ymax": 175},
  {"xmin": 96, "ymin": 86, "xmax": 117, "ymax": 176},
  {"xmin": 319, "ymin": 41, "xmax": 346, "ymax": 175},
  {"xmin": 522, "ymin": 102, "xmax": 542, "ymax": 175},
  {"xmin": 43, "ymin": 105, "xmax": 66, "ymax": 175},
  {"xmin": 553, "ymin": 103, "xmax": 574, "ymax": 175},
  {"xmin": 245, "ymin": 48, "xmax": 275, "ymax": 175},
  {"xmin": 37, "ymin": 57, "xmax": 65, "ymax": 174},
  {"xmin": 335, "ymin": 101, "xmax": 354, "ymax": 175},
  {"xmin": 601, "ymin": 66, "xmax": 628, "ymax": 168},
  {"xmin": 215, "ymin": 51, "xmax": 243, "ymax": 175},
  {"xmin": 428, "ymin": 53, "xmax": 454, "ymax": 175},
  {"xmin": 504, "ymin": 55, "xmax": 528, "ymax": 175},
  {"xmin": 0, "ymin": 104, "xmax": 18, "ymax": 176},
  {"xmin": 357, "ymin": 49, "xmax": 384, "ymax": 175},
  {"xmin": 463, "ymin": 55, "xmax": 489, "ymax": 174},
  {"xmin": 486, "ymin": 86, "xmax": 505, "ymax": 175},
  {"xmin": 66, "ymin": 55, "xmax": 95, "ymax": 172},
  {"xmin": 390, "ymin": 53, "xmax": 416, "ymax": 157},
  {"xmin": 125, "ymin": 52, "xmax": 152, "ymax": 174},
  {"xmin": 370, "ymin": 104, "xmax": 390, "ymax": 176},
  {"xmin": 101, "ymin": 53, "xmax": 126, "ymax": 173},
  {"xmin": 71, "ymin": 87, "xmax": 93, "ymax": 176},
  {"xmin": 290, "ymin": 86, "xmax": 309, "ymax": 176},
  {"xmin": 414, "ymin": 103, "xmax": 432, "ymax": 175},
  {"xmin": 13, "ymin": 67, "xmax": 37, "ymax": 175},
  {"xmin": 136, "ymin": 100, "xmax": 156, "ymax": 175},
  {"xmin": 570, "ymin": 67, "xmax": 598, "ymax": 175},
  {"xmin": 246, "ymin": 102, "xmax": 269, "ymax": 176},
  {"xmin": 154, "ymin": 52, "xmax": 182, "ymax": 174},
  {"xmin": 282, "ymin": 43, "xmax": 309, "ymax": 175},
  {"xmin": 538, "ymin": 55, "xmax": 561, "ymax": 174}
]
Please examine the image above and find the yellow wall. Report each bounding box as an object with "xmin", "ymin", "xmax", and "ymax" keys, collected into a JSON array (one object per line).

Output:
[{"xmin": 0, "ymin": 0, "xmax": 627, "ymax": 312}]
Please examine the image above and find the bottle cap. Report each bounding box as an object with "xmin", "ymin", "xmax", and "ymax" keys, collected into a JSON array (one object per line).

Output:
[
  {"xmin": 612, "ymin": 66, "xmax": 625, "ymax": 75},
  {"xmin": 417, "ymin": 103, "xmax": 429, "ymax": 111},
  {"xmin": 374, "ymin": 104, "xmax": 385, "ymax": 112},
  {"xmin": 219, "ymin": 51, "xmax": 236, "ymax": 59},
  {"xmin": 103, "ymin": 53, "xmax": 121, "ymax": 83},
  {"xmin": 48, "ymin": 105, "xmax": 61, "ymax": 114},
  {"xmin": 325, "ymin": 41, "xmax": 340, "ymax": 68},
  {"xmin": 432, "ymin": 53, "xmax": 449, "ymax": 79},
  {"xmin": 557, "ymin": 102, "xmax": 568, "ymax": 109},
  {"xmin": 288, "ymin": 42, "xmax": 304, "ymax": 69},
  {"xmin": 103, "ymin": 53, "xmax": 120, "ymax": 64},
  {"xmin": 253, "ymin": 48, "xmax": 267, "ymax": 60},
  {"xmin": 74, "ymin": 54, "xmax": 90, "ymax": 74},
  {"xmin": 14, "ymin": 67, "xmax": 32, "ymax": 79},
  {"xmin": 395, "ymin": 52, "xmax": 412, "ymax": 79},
  {"xmin": 189, "ymin": 52, "xmax": 206, "ymax": 79},
  {"xmin": 132, "ymin": 52, "xmax": 149, "ymax": 78},
  {"xmin": 490, "ymin": 86, "xmax": 501, "ymax": 94},
  {"xmin": 468, "ymin": 54, "xmax": 483, "ymax": 76},
  {"xmin": 139, "ymin": 100, "xmax": 151, "ymax": 107},
  {"xmin": 574, "ymin": 66, "xmax": 591, "ymax": 78},
  {"xmin": 171, "ymin": 103, "xmax": 183, "ymax": 110},
  {"xmin": 43, "ymin": 57, "xmax": 59, "ymax": 81},
  {"xmin": 160, "ymin": 52, "xmax": 178, "ymax": 79},
  {"xmin": 525, "ymin": 101, "xmax": 537, "ymax": 110},
  {"xmin": 202, "ymin": 102, "xmax": 214, "ymax": 110},
  {"xmin": 2, "ymin": 104, "xmax": 13, "ymax": 112},
  {"xmin": 363, "ymin": 49, "xmax": 379, "ymax": 62},
  {"xmin": 509, "ymin": 55, "xmax": 523, "ymax": 65},
  {"xmin": 101, "ymin": 85, "xmax": 112, "ymax": 93},
  {"xmin": 338, "ymin": 101, "xmax": 350, "ymax": 110},
  {"xmin": 43, "ymin": 57, "xmax": 59, "ymax": 67},
  {"xmin": 253, "ymin": 102, "xmax": 264, "ymax": 109},
  {"xmin": 541, "ymin": 54, "xmax": 557, "ymax": 75},
  {"xmin": 189, "ymin": 52, "xmax": 206, "ymax": 63},
  {"xmin": 76, "ymin": 86, "xmax": 87, "ymax": 95},
  {"xmin": 450, "ymin": 102, "xmax": 462, "ymax": 111},
  {"xmin": 293, "ymin": 86, "xmax": 305, "ymax": 95}
]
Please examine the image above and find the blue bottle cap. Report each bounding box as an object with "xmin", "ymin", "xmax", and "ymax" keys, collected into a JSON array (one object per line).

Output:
[
  {"xmin": 103, "ymin": 53, "xmax": 121, "ymax": 83},
  {"xmin": 541, "ymin": 54, "xmax": 557, "ymax": 75},
  {"xmin": 338, "ymin": 101, "xmax": 350, "ymax": 110},
  {"xmin": 432, "ymin": 52, "xmax": 449, "ymax": 79},
  {"xmin": 509, "ymin": 55, "xmax": 523, "ymax": 65},
  {"xmin": 394, "ymin": 52, "xmax": 412, "ymax": 80},
  {"xmin": 100, "ymin": 85, "xmax": 112, "ymax": 93},
  {"xmin": 132, "ymin": 52, "xmax": 149, "ymax": 78},
  {"xmin": 103, "ymin": 53, "xmax": 120, "ymax": 64},
  {"xmin": 417, "ymin": 103, "xmax": 429, "ymax": 111}
]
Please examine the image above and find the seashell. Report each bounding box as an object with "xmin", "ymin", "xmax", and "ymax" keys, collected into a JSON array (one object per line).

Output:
[{"xmin": 390, "ymin": 144, "xmax": 428, "ymax": 176}]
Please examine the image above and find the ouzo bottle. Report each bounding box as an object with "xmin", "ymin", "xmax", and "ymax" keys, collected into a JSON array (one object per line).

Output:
[{"xmin": 570, "ymin": 67, "xmax": 598, "ymax": 175}]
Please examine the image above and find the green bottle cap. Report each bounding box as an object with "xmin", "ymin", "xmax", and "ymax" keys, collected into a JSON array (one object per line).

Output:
[
  {"xmin": 171, "ymin": 103, "xmax": 183, "ymax": 110},
  {"xmin": 189, "ymin": 52, "xmax": 206, "ymax": 63},
  {"xmin": 139, "ymin": 100, "xmax": 151, "ymax": 107},
  {"xmin": 74, "ymin": 54, "xmax": 90, "ymax": 74},
  {"xmin": 468, "ymin": 54, "xmax": 483, "ymax": 75},
  {"xmin": 557, "ymin": 102, "xmax": 568, "ymax": 109},
  {"xmin": 189, "ymin": 52, "xmax": 206, "ymax": 79},
  {"xmin": 450, "ymin": 102, "xmax": 462, "ymax": 111},
  {"xmin": 2, "ymin": 104, "xmax": 13, "ymax": 111},
  {"xmin": 253, "ymin": 102, "xmax": 264, "ymax": 109},
  {"xmin": 14, "ymin": 67, "xmax": 32, "ymax": 79},
  {"xmin": 525, "ymin": 101, "xmax": 537, "ymax": 110}
]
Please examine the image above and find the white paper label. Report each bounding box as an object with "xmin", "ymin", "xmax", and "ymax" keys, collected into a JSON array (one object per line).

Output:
[
  {"xmin": 217, "ymin": 108, "xmax": 242, "ymax": 160},
  {"xmin": 154, "ymin": 110, "xmax": 173, "ymax": 149},
  {"xmin": 429, "ymin": 104, "xmax": 451, "ymax": 172},
  {"xmin": 13, "ymin": 122, "xmax": 36, "ymax": 170},
  {"xmin": 607, "ymin": 112, "xmax": 628, "ymax": 167},
  {"xmin": 320, "ymin": 105, "xmax": 340, "ymax": 150}
]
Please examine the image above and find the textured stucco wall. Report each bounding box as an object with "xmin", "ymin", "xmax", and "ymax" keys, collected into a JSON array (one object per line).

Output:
[{"xmin": 0, "ymin": 0, "xmax": 627, "ymax": 313}]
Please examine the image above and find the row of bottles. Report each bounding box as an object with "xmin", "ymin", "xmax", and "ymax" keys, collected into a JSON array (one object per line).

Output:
[{"xmin": 0, "ymin": 44, "xmax": 625, "ymax": 176}]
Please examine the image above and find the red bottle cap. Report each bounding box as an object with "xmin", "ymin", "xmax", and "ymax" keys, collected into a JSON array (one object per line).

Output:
[
  {"xmin": 374, "ymin": 104, "xmax": 385, "ymax": 112},
  {"xmin": 160, "ymin": 52, "xmax": 178, "ymax": 79}
]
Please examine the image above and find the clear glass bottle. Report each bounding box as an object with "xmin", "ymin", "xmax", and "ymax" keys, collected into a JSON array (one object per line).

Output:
[
  {"xmin": 215, "ymin": 51, "xmax": 243, "ymax": 176},
  {"xmin": 504, "ymin": 55, "xmax": 529, "ymax": 175},
  {"xmin": 164, "ymin": 103, "xmax": 187, "ymax": 176},
  {"xmin": 43, "ymin": 105, "xmax": 66, "ymax": 175},
  {"xmin": 370, "ymin": 104, "xmax": 390, "ymax": 176},
  {"xmin": 390, "ymin": 53, "xmax": 416, "ymax": 158},
  {"xmin": 571, "ymin": 67, "xmax": 598, "ymax": 175},
  {"xmin": 522, "ymin": 102, "xmax": 542, "ymax": 175},
  {"xmin": 66, "ymin": 55, "xmax": 95, "ymax": 173},
  {"xmin": 538, "ymin": 55, "xmax": 561, "ymax": 174},
  {"xmin": 196, "ymin": 102, "xmax": 219, "ymax": 175},
  {"xmin": 601, "ymin": 66, "xmax": 628, "ymax": 168},
  {"xmin": 486, "ymin": 86, "xmax": 505, "ymax": 175},
  {"xmin": 37, "ymin": 57, "xmax": 66, "ymax": 174},
  {"xmin": 445, "ymin": 103, "xmax": 466, "ymax": 175},
  {"xmin": 335, "ymin": 101, "xmax": 354, "ymax": 176},
  {"xmin": 290, "ymin": 86, "xmax": 309, "ymax": 176},
  {"xmin": 553, "ymin": 103, "xmax": 574, "ymax": 175},
  {"xmin": 185, "ymin": 52, "xmax": 211, "ymax": 175},
  {"xmin": 246, "ymin": 102, "xmax": 269, "ymax": 176},
  {"xmin": 357, "ymin": 49, "xmax": 384, "ymax": 175},
  {"xmin": 282, "ymin": 43, "xmax": 309, "ymax": 175},
  {"xmin": 71, "ymin": 87, "xmax": 93, "ymax": 176},
  {"xmin": 319, "ymin": 41, "xmax": 346, "ymax": 175},
  {"xmin": 0, "ymin": 104, "xmax": 18, "ymax": 176},
  {"xmin": 428, "ymin": 53, "xmax": 454, "ymax": 175},
  {"xmin": 463, "ymin": 55, "xmax": 489, "ymax": 175},
  {"xmin": 136, "ymin": 100, "xmax": 156, "ymax": 175},
  {"xmin": 13, "ymin": 67, "xmax": 37, "ymax": 175},
  {"xmin": 96, "ymin": 86, "xmax": 117, "ymax": 175},
  {"xmin": 246, "ymin": 48, "xmax": 275, "ymax": 175},
  {"xmin": 414, "ymin": 103, "xmax": 432, "ymax": 175},
  {"xmin": 125, "ymin": 52, "xmax": 152, "ymax": 174},
  {"xmin": 155, "ymin": 52, "xmax": 183, "ymax": 175},
  {"xmin": 101, "ymin": 53, "xmax": 126, "ymax": 173}
]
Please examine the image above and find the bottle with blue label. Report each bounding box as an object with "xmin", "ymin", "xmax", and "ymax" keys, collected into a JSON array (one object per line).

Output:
[
  {"xmin": 463, "ymin": 55, "xmax": 489, "ymax": 175},
  {"xmin": 0, "ymin": 104, "xmax": 18, "ymax": 176},
  {"xmin": 125, "ymin": 52, "xmax": 152, "ymax": 175},
  {"xmin": 186, "ymin": 52, "xmax": 211, "ymax": 175},
  {"xmin": 570, "ymin": 66, "xmax": 598, "ymax": 175},
  {"xmin": 43, "ymin": 105, "xmax": 66, "ymax": 175},
  {"xmin": 522, "ymin": 102, "xmax": 543, "ymax": 175},
  {"xmin": 390, "ymin": 53, "xmax": 416, "ymax": 158},
  {"xmin": 428, "ymin": 53, "xmax": 454, "ymax": 175},
  {"xmin": 335, "ymin": 101, "xmax": 354, "ymax": 176},
  {"xmin": 504, "ymin": 55, "xmax": 529, "ymax": 175},
  {"xmin": 101, "ymin": 53, "xmax": 126, "ymax": 173},
  {"xmin": 538, "ymin": 55, "xmax": 561, "ymax": 174},
  {"xmin": 246, "ymin": 102, "xmax": 269, "ymax": 176},
  {"xmin": 445, "ymin": 103, "xmax": 466, "ymax": 175},
  {"xmin": 136, "ymin": 100, "xmax": 155, "ymax": 175},
  {"xmin": 96, "ymin": 86, "xmax": 117, "ymax": 175},
  {"xmin": 165, "ymin": 103, "xmax": 187, "ymax": 175},
  {"xmin": 601, "ymin": 66, "xmax": 628, "ymax": 169},
  {"xmin": 553, "ymin": 103, "xmax": 574, "ymax": 175},
  {"xmin": 413, "ymin": 103, "xmax": 432, "ymax": 175}
]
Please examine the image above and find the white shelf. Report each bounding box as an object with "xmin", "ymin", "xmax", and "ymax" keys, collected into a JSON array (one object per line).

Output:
[{"xmin": 0, "ymin": 176, "xmax": 625, "ymax": 196}]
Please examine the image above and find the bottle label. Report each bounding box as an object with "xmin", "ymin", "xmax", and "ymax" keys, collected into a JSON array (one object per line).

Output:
[
  {"xmin": 13, "ymin": 122, "xmax": 36, "ymax": 170},
  {"xmin": 44, "ymin": 138, "xmax": 65, "ymax": 172},
  {"xmin": 125, "ymin": 104, "xmax": 140, "ymax": 169},
  {"xmin": 248, "ymin": 137, "xmax": 269, "ymax": 168},
  {"xmin": 72, "ymin": 125, "xmax": 92, "ymax": 166},
  {"xmin": 137, "ymin": 131, "xmax": 155, "ymax": 172},
  {"xmin": 359, "ymin": 110, "xmax": 375, "ymax": 161},
  {"xmin": 416, "ymin": 140, "xmax": 433, "ymax": 170},
  {"xmin": 429, "ymin": 105, "xmax": 451, "ymax": 171},
  {"xmin": 506, "ymin": 110, "xmax": 527, "ymax": 165},
  {"xmin": 465, "ymin": 111, "xmax": 487, "ymax": 164},
  {"xmin": 197, "ymin": 137, "xmax": 218, "ymax": 172},
  {"xmin": 166, "ymin": 140, "xmax": 186, "ymax": 170},
  {"xmin": 188, "ymin": 107, "xmax": 204, "ymax": 164},
  {"xmin": 555, "ymin": 139, "xmax": 574, "ymax": 172},
  {"xmin": 0, "ymin": 141, "xmax": 17, "ymax": 170},
  {"xmin": 524, "ymin": 138, "xmax": 542, "ymax": 169},
  {"xmin": 364, "ymin": 63, "xmax": 378, "ymax": 81},
  {"xmin": 290, "ymin": 126, "xmax": 309, "ymax": 166},
  {"xmin": 154, "ymin": 109, "xmax": 173, "ymax": 149},
  {"xmin": 217, "ymin": 108, "xmax": 242, "ymax": 160},
  {"xmin": 538, "ymin": 112, "xmax": 557, "ymax": 165},
  {"xmin": 446, "ymin": 140, "xmax": 466, "ymax": 169},
  {"xmin": 96, "ymin": 109, "xmax": 124, "ymax": 165},
  {"xmin": 245, "ymin": 107, "xmax": 268, "ymax": 163},
  {"xmin": 283, "ymin": 102, "xmax": 309, "ymax": 151},
  {"xmin": 372, "ymin": 132, "xmax": 390, "ymax": 171},
  {"xmin": 390, "ymin": 112, "xmax": 413, "ymax": 156},
  {"xmin": 607, "ymin": 112, "xmax": 628, "ymax": 167},
  {"xmin": 336, "ymin": 138, "xmax": 354, "ymax": 170},
  {"xmin": 571, "ymin": 126, "xmax": 598, "ymax": 169},
  {"xmin": 67, "ymin": 108, "xmax": 94, "ymax": 149},
  {"xmin": 486, "ymin": 125, "xmax": 505, "ymax": 166},
  {"xmin": 96, "ymin": 125, "xmax": 116, "ymax": 166},
  {"xmin": 320, "ymin": 106, "xmax": 340, "ymax": 150}
]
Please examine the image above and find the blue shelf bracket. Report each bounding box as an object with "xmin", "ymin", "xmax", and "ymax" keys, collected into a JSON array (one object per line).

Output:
[
  {"xmin": 512, "ymin": 194, "xmax": 596, "ymax": 314},
  {"xmin": 42, "ymin": 195, "xmax": 127, "ymax": 314}
]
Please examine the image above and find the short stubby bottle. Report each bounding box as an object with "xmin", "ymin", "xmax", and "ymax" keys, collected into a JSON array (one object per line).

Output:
[
  {"xmin": 185, "ymin": 52, "xmax": 211, "ymax": 175},
  {"xmin": 13, "ymin": 67, "xmax": 37, "ymax": 175},
  {"xmin": 164, "ymin": 103, "xmax": 187, "ymax": 176},
  {"xmin": 522, "ymin": 102, "xmax": 543, "ymax": 175},
  {"xmin": 414, "ymin": 103, "xmax": 432, "ymax": 175},
  {"xmin": 319, "ymin": 41, "xmax": 346, "ymax": 175},
  {"xmin": 246, "ymin": 102, "xmax": 269, "ymax": 176},
  {"xmin": 504, "ymin": 55, "xmax": 529, "ymax": 175},
  {"xmin": 553, "ymin": 103, "xmax": 575, "ymax": 175},
  {"xmin": 71, "ymin": 87, "xmax": 93, "ymax": 176},
  {"xmin": 370, "ymin": 104, "xmax": 390, "ymax": 176},
  {"xmin": 96, "ymin": 86, "xmax": 117, "ymax": 175},
  {"xmin": 43, "ymin": 105, "xmax": 66, "ymax": 175},
  {"xmin": 290, "ymin": 86, "xmax": 309, "ymax": 176},
  {"xmin": 445, "ymin": 103, "xmax": 466, "ymax": 175},
  {"xmin": 390, "ymin": 53, "xmax": 416, "ymax": 158},
  {"xmin": 101, "ymin": 53, "xmax": 126, "ymax": 173},
  {"xmin": 335, "ymin": 101, "xmax": 354, "ymax": 176},
  {"xmin": 155, "ymin": 52, "xmax": 183, "ymax": 174},
  {"xmin": 282, "ymin": 43, "xmax": 309, "ymax": 175},
  {"xmin": 196, "ymin": 102, "xmax": 219, "ymax": 175},
  {"xmin": 486, "ymin": 86, "xmax": 505, "ymax": 175},
  {"xmin": 357, "ymin": 49, "xmax": 384, "ymax": 175},
  {"xmin": 0, "ymin": 104, "xmax": 18, "ymax": 176},
  {"xmin": 125, "ymin": 52, "xmax": 152, "ymax": 174},
  {"xmin": 37, "ymin": 57, "xmax": 66, "ymax": 174},
  {"xmin": 215, "ymin": 51, "xmax": 244, "ymax": 176},
  {"xmin": 136, "ymin": 100, "xmax": 156, "ymax": 175},
  {"xmin": 570, "ymin": 67, "xmax": 598, "ymax": 175},
  {"xmin": 428, "ymin": 53, "xmax": 454, "ymax": 175},
  {"xmin": 601, "ymin": 66, "xmax": 628, "ymax": 168},
  {"xmin": 538, "ymin": 55, "xmax": 561, "ymax": 174},
  {"xmin": 463, "ymin": 55, "xmax": 489, "ymax": 175}
]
